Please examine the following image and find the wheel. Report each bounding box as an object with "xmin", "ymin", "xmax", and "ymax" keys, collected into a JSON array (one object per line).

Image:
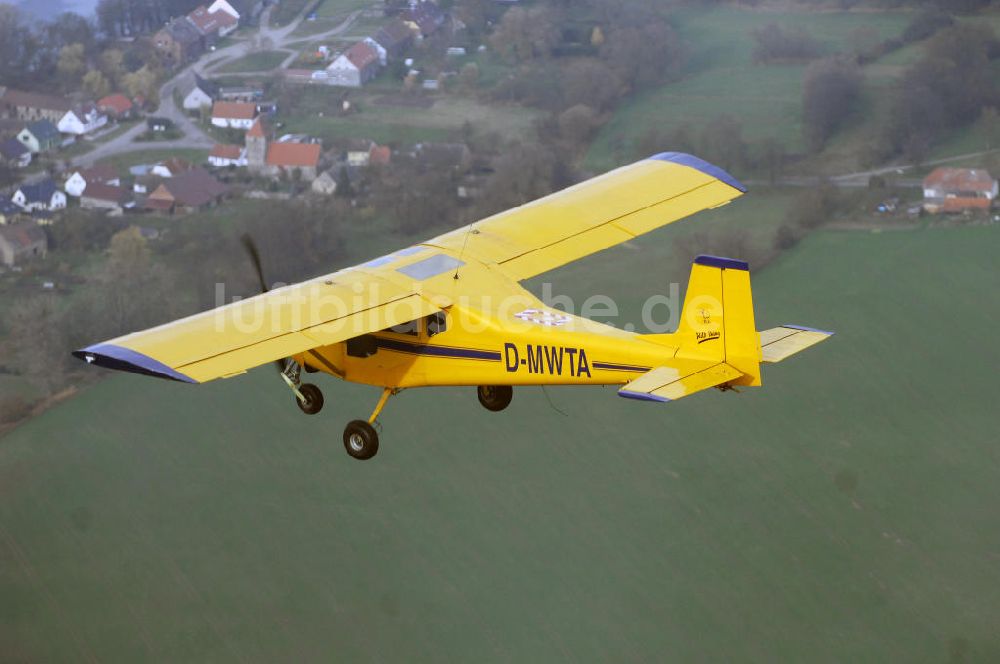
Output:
[
  {"xmin": 296, "ymin": 383, "xmax": 324, "ymax": 415},
  {"xmin": 343, "ymin": 420, "xmax": 379, "ymax": 460},
  {"xmin": 477, "ymin": 385, "xmax": 513, "ymax": 412}
]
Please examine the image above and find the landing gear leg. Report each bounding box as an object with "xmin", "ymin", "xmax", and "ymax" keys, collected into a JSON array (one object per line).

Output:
[
  {"xmin": 343, "ymin": 388, "xmax": 397, "ymax": 460},
  {"xmin": 280, "ymin": 359, "xmax": 324, "ymax": 415}
]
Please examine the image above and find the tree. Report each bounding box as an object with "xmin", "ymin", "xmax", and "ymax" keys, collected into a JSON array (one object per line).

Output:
[
  {"xmin": 0, "ymin": 4, "xmax": 37, "ymax": 87},
  {"xmin": 489, "ymin": 7, "xmax": 559, "ymax": 63},
  {"xmin": 559, "ymin": 59, "xmax": 623, "ymax": 113},
  {"xmin": 600, "ymin": 21, "xmax": 686, "ymax": 91},
  {"xmin": 557, "ymin": 104, "xmax": 602, "ymax": 149},
  {"xmin": 83, "ymin": 70, "xmax": 111, "ymax": 98},
  {"xmin": 699, "ymin": 115, "xmax": 746, "ymax": 172},
  {"xmin": 458, "ymin": 62, "xmax": 480, "ymax": 91},
  {"xmin": 100, "ymin": 49, "xmax": 126, "ymax": 89},
  {"xmin": 7, "ymin": 296, "xmax": 69, "ymax": 395},
  {"xmin": 802, "ymin": 58, "xmax": 862, "ymax": 152},
  {"xmin": 57, "ymin": 43, "xmax": 87, "ymax": 88},
  {"xmin": 978, "ymin": 107, "xmax": 1000, "ymax": 150},
  {"xmin": 122, "ymin": 65, "xmax": 160, "ymax": 104}
]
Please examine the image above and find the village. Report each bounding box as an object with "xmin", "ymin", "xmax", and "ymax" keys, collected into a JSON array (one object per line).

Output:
[{"xmin": 0, "ymin": 0, "xmax": 503, "ymax": 270}]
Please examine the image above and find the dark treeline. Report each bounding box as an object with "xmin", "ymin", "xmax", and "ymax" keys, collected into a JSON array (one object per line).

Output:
[{"xmin": 95, "ymin": 0, "xmax": 205, "ymax": 37}]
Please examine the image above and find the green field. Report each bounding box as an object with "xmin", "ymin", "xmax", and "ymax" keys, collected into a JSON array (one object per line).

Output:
[
  {"xmin": 585, "ymin": 6, "xmax": 914, "ymax": 174},
  {"xmin": 2, "ymin": 215, "xmax": 999, "ymax": 661},
  {"xmin": 284, "ymin": 94, "xmax": 542, "ymax": 145},
  {"xmin": 217, "ymin": 50, "xmax": 289, "ymax": 74}
]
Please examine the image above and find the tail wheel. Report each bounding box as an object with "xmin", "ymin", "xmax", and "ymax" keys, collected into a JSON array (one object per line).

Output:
[
  {"xmin": 478, "ymin": 385, "xmax": 513, "ymax": 412},
  {"xmin": 296, "ymin": 383, "xmax": 324, "ymax": 415},
  {"xmin": 344, "ymin": 420, "xmax": 379, "ymax": 460}
]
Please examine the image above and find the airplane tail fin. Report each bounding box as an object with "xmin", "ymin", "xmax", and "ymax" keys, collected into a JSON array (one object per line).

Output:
[{"xmin": 646, "ymin": 255, "xmax": 762, "ymax": 387}]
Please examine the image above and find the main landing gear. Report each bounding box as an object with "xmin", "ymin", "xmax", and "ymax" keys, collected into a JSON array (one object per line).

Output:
[
  {"xmin": 343, "ymin": 387, "xmax": 396, "ymax": 461},
  {"xmin": 281, "ymin": 360, "xmax": 324, "ymax": 415},
  {"xmin": 478, "ymin": 385, "xmax": 513, "ymax": 411}
]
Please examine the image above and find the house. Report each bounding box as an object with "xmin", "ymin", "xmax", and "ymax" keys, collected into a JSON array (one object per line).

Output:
[
  {"xmin": 145, "ymin": 168, "xmax": 228, "ymax": 213},
  {"xmin": 369, "ymin": 144, "xmax": 391, "ymax": 166},
  {"xmin": 402, "ymin": 0, "xmax": 445, "ymax": 38},
  {"xmin": 208, "ymin": 143, "xmax": 247, "ymax": 167},
  {"xmin": 311, "ymin": 170, "xmax": 338, "ymax": 195},
  {"xmin": 187, "ymin": 5, "xmax": 238, "ymax": 42},
  {"xmin": 245, "ymin": 117, "xmax": 321, "ymax": 180},
  {"xmin": 326, "ymin": 42, "xmax": 380, "ymax": 87},
  {"xmin": 266, "ymin": 143, "xmax": 321, "ymax": 180},
  {"xmin": 97, "ymin": 93, "xmax": 134, "ymax": 118},
  {"xmin": 182, "ymin": 75, "xmax": 218, "ymax": 111},
  {"xmin": 0, "ymin": 137, "xmax": 31, "ymax": 168},
  {"xmin": 12, "ymin": 179, "xmax": 66, "ymax": 212},
  {"xmin": 58, "ymin": 104, "xmax": 109, "ymax": 136},
  {"xmin": 154, "ymin": 17, "xmax": 205, "ymax": 65},
  {"xmin": 211, "ymin": 101, "xmax": 257, "ymax": 129},
  {"xmin": 80, "ymin": 182, "xmax": 129, "ymax": 214},
  {"xmin": 346, "ymin": 139, "xmax": 374, "ymax": 167},
  {"xmin": 922, "ymin": 168, "xmax": 997, "ymax": 213},
  {"xmin": 64, "ymin": 165, "xmax": 120, "ymax": 197},
  {"xmin": 0, "ymin": 200, "xmax": 25, "ymax": 225},
  {"xmin": 16, "ymin": 120, "xmax": 61, "ymax": 153},
  {"xmin": 0, "ymin": 222, "xmax": 47, "ymax": 267},
  {"xmin": 208, "ymin": 0, "xmax": 263, "ymax": 25},
  {"xmin": 0, "ymin": 88, "xmax": 71, "ymax": 123},
  {"xmin": 151, "ymin": 157, "xmax": 194, "ymax": 178},
  {"xmin": 372, "ymin": 19, "xmax": 414, "ymax": 64}
]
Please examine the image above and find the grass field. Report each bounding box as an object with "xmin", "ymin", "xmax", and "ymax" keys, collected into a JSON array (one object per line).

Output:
[
  {"xmin": 97, "ymin": 148, "xmax": 210, "ymax": 176},
  {"xmin": 217, "ymin": 50, "xmax": 289, "ymax": 74},
  {"xmin": 2, "ymin": 215, "xmax": 998, "ymax": 661},
  {"xmin": 284, "ymin": 93, "xmax": 542, "ymax": 145},
  {"xmin": 584, "ymin": 6, "xmax": 914, "ymax": 174}
]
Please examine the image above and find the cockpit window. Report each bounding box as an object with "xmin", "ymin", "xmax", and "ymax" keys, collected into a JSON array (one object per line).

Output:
[
  {"xmin": 387, "ymin": 319, "xmax": 419, "ymax": 336},
  {"xmin": 427, "ymin": 311, "xmax": 447, "ymax": 337}
]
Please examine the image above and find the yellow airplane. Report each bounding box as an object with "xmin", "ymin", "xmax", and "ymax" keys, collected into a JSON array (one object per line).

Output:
[{"xmin": 74, "ymin": 153, "xmax": 832, "ymax": 460}]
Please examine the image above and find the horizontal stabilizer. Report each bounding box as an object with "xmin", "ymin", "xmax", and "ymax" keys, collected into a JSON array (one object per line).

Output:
[
  {"xmin": 759, "ymin": 325, "xmax": 834, "ymax": 363},
  {"xmin": 618, "ymin": 363, "xmax": 744, "ymax": 403}
]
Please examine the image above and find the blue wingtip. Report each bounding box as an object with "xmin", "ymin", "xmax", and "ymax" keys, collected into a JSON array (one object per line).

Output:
[
  {"xmin": 72, "ymin": 343, "xmax": 197, "ymax": 383},
  {"xmin": 649, "ymin": 152, "xmax": 747, "ymax": 193},
  {"xmin": 618, "ymin": 390, "xmax": 671, "ymax": 403},
  {"xmin": 783, "ymin": 324, "xmax": 835, "ymax": 336},
  {"xmin": 694, "ymin": 255, "xmax": 749, "ymax": 271}
]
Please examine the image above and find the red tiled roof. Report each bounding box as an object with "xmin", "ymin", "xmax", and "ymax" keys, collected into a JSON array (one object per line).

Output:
[
  {"xmin": 82, "ymin": 182, "xmax": 127, "ymax": 204},
  {"xmin": 79, "ymin": 164, "xmax": 118, "ymax": 183},
  {"xmin": 212, "ymin": 101, "xmax": 257, "ymax": 120},
  {"xmin": 266, "ymin": 142, "xmax": 321, "ymax": 168},
  {"xmin": 0, "ymin": 222, "xmax": 46, "ymax": 251},
  {"xmin": 923, "ymin": 167, "xmax": 995, "ymax": 193},
  {"xmin": 247, "ymin": 116, "xmax": 266, "ymax": 138},
  {"xmin": 369, "ymin": 144, "xmax": 391, "ymax": 165},
  {"xmin": 210, "ymin": 144, "xmax": 243, "ymax": 159},
  {"xmin": 345, "ymin": 42, "xmax": 379, "ymax": 70},
  {"xmin": 187, "ymin": 6, "xmax": 235, "ymax": 34},
  {"xmin": 97, "ymin": 94, "xmax": 133, "ymax": 115}
]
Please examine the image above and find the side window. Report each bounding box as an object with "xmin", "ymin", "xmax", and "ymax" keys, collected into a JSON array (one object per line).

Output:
[
  {"xmin": 427, "ymin": 311, "xmax": 447, "ymax": 337},
  {"xmin": 387, "ymin": 319, "xmax": 420, "ymax": 336}
]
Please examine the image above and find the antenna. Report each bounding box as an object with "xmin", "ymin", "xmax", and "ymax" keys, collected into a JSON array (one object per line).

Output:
[{"xmin": 453, "ymin": 224, "xmax": 476, "ymax": 279}]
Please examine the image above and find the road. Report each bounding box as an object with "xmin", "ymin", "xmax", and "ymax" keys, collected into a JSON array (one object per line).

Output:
[{"xmin": 71, "ymin": 3, "xmax": 365, "ymax": 168}]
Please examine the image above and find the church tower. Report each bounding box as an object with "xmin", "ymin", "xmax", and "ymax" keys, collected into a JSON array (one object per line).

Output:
[{"xmin": 245, "ymin": 116, "xmax": 267, "ymax": 173}]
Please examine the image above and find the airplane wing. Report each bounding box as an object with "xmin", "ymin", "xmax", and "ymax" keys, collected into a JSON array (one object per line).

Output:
[
  {"xmin": 617, "ymin": 362, "xmax": 744, "ymax": 403},
  {"xmin": 73, "ymin": 267, "xmax": 441, "ymax": 384},
  {"xmin": 759, "ymin": 325, "xmax": 834, "ymax": 363},
  {"xmin": 422, "ymin": 152, "xmax": 746, "ymax": 281}
]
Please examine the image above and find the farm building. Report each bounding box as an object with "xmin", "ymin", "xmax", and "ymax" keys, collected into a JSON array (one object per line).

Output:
[
  {"xmin": 0, "ymin": 222, "xmax": 47, "ymax": 267},
  {"xmin": 326, "ymin": 42, "xmax": 380, "ymax": 88},
  {"xmin": 922, "ymin": 168, "xmax": 997, "ymax": 214},
  {"xmin": 211, "ymin": 101, "xmax": 257, "ymax": 129}
]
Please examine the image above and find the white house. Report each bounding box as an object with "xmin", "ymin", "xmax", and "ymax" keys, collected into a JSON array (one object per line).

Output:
[
  {"xmin": 183, "ymin": 75, "xmax": 218, "ymax": 111},
  {"xmin": 364, "ymin": 37, "xmax": 387, "ymax": 67},
  {"xmin": 13, "ymin": 179, "xmax": 67, "ymax": 212},
  {"xmin": 211, "ymin": 101, "xmax": 257, "ymax": 129},
  {"xmin": 57, "ymin": 105, "xmax": 108, "ymax": 136},
  {"xmin": 64, "ymin": 165, "xmax": 120, "ymax": 197},
  {"xmin": 326, "ymin": 42, "xmax": 380, "ymax": 88},
  {"xmin": 208, "ymin": 0, "xmax": 240, "ymax": 20},
  {"xmin": 208, "ymin": 144, "xmax": 247, "ymax": 167}
]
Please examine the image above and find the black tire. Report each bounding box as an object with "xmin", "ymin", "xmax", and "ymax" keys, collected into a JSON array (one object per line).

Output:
[
  {"xmin": 296, "ymin": 383, "xmax": 324, "ymax": 415},
  {"xmin": 478, "ymin": 385, "xmax": 513, "ymax": 412},
  {"xmin": 343, "ymin": 420, "xmax": 379, "ymax": 460}
]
